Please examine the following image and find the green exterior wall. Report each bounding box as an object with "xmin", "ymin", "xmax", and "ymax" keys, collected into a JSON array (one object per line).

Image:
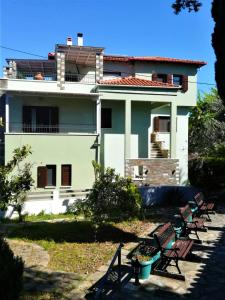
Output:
[
  {"xmin": 100, "ymin": 100, "xmax": 151, "ymax": 167},
  {"xmin": 10, "ymin": 96, "xmax": 96, "ymax": 132},
  {"xmin": 131, "ymin": 102, "xmax": 151, "ymax": 158},
  {"xmin": 5, "ymin": 134, "xmax": 98, "ymax": 190}
]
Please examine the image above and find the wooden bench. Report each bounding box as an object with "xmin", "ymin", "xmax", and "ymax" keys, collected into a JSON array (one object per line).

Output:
[
  {"xmin": 193, "ymin": 192, "xmax": 215, "ymax": 221},
  {"xmin": 153, "ymin": 222, "xmax": 193, "ymax": 280},
  {"xmin": 179, "ymin": 204, "xmax": 207, "ymax": 241}
]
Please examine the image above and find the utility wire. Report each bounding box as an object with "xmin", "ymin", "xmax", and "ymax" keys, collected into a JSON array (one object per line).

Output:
[
  {"xmin": 0, "ymin": 45, "xmax": 46, "ymax": 58},
  {"xmin": 0, "ymin": 45, "xmax": 216, "ymax": 86}
]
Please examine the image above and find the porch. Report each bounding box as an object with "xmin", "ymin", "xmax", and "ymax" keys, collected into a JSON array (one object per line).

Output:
[{"xmin": 99, "ymin": 85, "xmax": 189, "ymax": 185}]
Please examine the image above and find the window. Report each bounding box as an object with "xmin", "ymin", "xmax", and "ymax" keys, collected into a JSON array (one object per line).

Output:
[
  {"xmin": 61, "ymin": 165, "xmax": 72, "ymax": 186},
  {"xmin": 37, "ymin": 165, "xmax": 56, "ymax": 188},
  {"xmin": 173, "ymin": 74, "xmax": 182, "ymax": 86},
  {"xmin": 156, "ymin": 74, "xmax": 167, "ymax": 83},
  {"xmin": 101, "ymin": 108, "xmax": 112, "ymax": 128},
  {"xmin": 154, "ymin": 116, "xmax": 170, "ymax": 132},
  {"xmin": 47, "ymin": 165, "xmax": 56, "ymax": 186},
  {"xmin": 23, "ymin": 106, "xmax": 59, "ymax": 133}
]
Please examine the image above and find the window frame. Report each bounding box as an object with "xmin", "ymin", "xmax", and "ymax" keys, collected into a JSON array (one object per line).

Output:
[
  {"xmin": 37, "ymin": 165, "xmax": 56, "ymax": 188},
  {"xmin": 173, "ymin": 74, "xmax": 183, "ymax": 86}
]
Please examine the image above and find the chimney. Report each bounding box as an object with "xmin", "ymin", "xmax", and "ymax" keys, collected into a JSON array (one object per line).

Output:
[
  {"xmin": 77, "ymin": 33, "xmax": 83, "ymax": 46},
  {"xmin": 66, "ymin": 37, "xmax": 73, "ymax": 46}
]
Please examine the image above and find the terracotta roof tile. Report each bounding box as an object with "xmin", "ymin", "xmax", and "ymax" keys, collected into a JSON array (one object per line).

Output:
[
  {"xmin": 98, "ymin": 76, "xmax": 176, "ymax": 87},
  {"xmin": 104, "ymin": 55, "xmax": 206, "ymax": 67}
]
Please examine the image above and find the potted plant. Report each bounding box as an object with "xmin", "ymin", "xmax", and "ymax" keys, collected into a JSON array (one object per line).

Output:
[
  {"xmin": 34, "ymin": 72, "xmax": 44, "ymax": 80},
  {"xmin": 135, "ymin": 254, "xmax": 152, "ymax": 280}
]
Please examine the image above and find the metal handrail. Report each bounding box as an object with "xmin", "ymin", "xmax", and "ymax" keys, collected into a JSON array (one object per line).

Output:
[
  {"xmin": 15, "ymin": 72, "xmax": 57, "ymax": 81},
  {"xmin": 9, "ymin": 123, "xmax": 96, "ymax": 134},
  {"xmin": 5, "ymin": 70, "xmax": 96, "ymax": 83}
]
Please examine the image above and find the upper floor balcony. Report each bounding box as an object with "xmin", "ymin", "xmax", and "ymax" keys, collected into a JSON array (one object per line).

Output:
[{"xmin": 2, "ymin": 44, "xmax": 104, "ymax": 95}]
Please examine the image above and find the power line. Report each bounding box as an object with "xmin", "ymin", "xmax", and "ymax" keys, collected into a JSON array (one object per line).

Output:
[
  {"xmin": 0, "ymin": 45, "xmax": 46, "ymax": 59},
  {"xmin": 0, "ymin": 45, "xmax": 216, "ymax": 86}
]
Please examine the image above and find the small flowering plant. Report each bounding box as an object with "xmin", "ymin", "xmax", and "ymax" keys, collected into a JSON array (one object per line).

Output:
[{"xmin": 135, "ymin": 254, "xmax": 151, "ymax": 262}]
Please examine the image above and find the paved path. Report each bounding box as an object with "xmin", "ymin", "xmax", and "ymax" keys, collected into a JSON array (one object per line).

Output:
[{"xmin": 114, "ymin": 205, "xmax": 225, "ymax": 300}]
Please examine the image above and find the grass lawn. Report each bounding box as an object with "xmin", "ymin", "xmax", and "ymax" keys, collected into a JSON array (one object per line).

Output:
[{"xmin": 6, "ymin": 218, "xmax": 151, "ymax": 274}]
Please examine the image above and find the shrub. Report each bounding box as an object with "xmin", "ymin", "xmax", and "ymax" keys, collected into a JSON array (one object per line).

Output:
[
  {"xmin": 208, "ymin": 142, "xmax": 225, "ymax": 157},
  {"xmin": 0, "ymin": 237, "xmax": 24, "ymax": 300},
  {"xmin": 189, "ymin": 157, "xmax": 225, "ymax": 189},
  {"xmin": 73, "ymin": 167, "xmax": 142, "ymax": 223}
]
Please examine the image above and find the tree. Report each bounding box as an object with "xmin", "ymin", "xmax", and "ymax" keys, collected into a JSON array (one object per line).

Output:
[
  {"xmin": 212, "ymin": 0, "xmax": 225, "ymax": 104},
  {"xmin": 172, "ymin": 0, "xmax": 225, "ymax": 106},
  {"xmin": 189, "ymin": 88, "xmax": 225, "ymax": 155},
  {"xmin": 0, "ymin": 145, "xmax": 34, "ymax": 220},
  {"xmin": 172, "ymin": 0, "xmax": 202, "ymax": 13}
]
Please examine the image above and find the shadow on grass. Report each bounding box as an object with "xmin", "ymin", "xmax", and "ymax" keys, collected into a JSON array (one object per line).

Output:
[
  {"xmin": 21, "ymin": 266, "xmax": 82, "ymax": 300},
  {"xmin": 6, "ymin": 220, "xmax": 138, "ymax": 244}
]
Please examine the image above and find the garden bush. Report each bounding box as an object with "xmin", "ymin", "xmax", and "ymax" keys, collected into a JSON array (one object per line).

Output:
[
  {"xmin": 189, "ymin": 157, "xmax": 225, "ymax": 189},
  {"xmin": 73, "ymin": 167, "xmax": 142, "ymax": 223},
  {"xmin": 0, "ymin": 237, "xmax": 24, "ymax": 300}
]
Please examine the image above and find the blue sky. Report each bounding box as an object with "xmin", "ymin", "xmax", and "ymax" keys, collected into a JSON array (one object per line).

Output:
[{"xmin": 0, "ymin": 0, "xmax": 215, "ymax": 93}]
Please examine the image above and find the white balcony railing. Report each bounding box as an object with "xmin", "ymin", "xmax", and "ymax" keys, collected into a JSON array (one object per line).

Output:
[
  {"xmin": 5, "ymin": 70, "xmax": 96, "ymax": 84},
  {"xmin": 9, "ymin": 123, "xmax": 96, "ymax": 134}
]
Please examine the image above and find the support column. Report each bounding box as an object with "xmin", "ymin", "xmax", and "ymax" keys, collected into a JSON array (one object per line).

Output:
[
  {"xmin": 57, "ymin": 52, "xmax": 65, "ymax": 90},
  {"xmin": 5, "ymin": 95, "xmax": 10, "ymax": 133},
  {"xmin": 96, "ymin": 97, "xmax": 102, "ymax": 164},
  {"xmin": 170, "ymin": 101, "xmax": 177, "ymax": 158},
  {"xmin": 96, "ymin": 97, "xmax": 101, "ymax": 135},
  {"xmin": 125, "ymin": 99, "xmax": 131, "ymax": 159},
  {"xmin": 9, "ymin": 60, "xmax": 17, "ymax": 78},
  {"xmin": 95, "ymin": 51, "xmax": 104, "ymax": 82}
]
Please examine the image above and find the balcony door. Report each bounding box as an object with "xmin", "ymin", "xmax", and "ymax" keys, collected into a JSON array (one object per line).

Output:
[{"xmin": 23, "ymin": 106, "xmax": 59, "ymax": 132}]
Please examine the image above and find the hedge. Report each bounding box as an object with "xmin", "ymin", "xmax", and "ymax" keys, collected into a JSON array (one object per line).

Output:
[{"xmin": 189, "ymin": 157, "xmax": 225, "ymax": 189}]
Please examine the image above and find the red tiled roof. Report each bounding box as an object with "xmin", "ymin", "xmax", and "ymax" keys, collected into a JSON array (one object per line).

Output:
[
  {"xmin": 98, "ymin": 76, "xmax": 176, "ymax": 87},
  {"xmin": 104, "ymin": 55, "xmax": 206, "ymax": 67}
]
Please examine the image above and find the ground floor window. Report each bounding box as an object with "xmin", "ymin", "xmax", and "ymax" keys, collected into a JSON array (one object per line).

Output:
[
  {"xmin": 61, "ymin": 164, "xmax": 72, "ymax": 186},
  {"xmin": 37, "ymin": 165, "xmax": 56, "ymax": 187}
]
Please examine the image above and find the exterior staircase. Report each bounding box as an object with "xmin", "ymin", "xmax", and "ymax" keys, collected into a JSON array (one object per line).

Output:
[{"xmin": 150, "ymin": 142, "xmax": 164, "ymax": 158}]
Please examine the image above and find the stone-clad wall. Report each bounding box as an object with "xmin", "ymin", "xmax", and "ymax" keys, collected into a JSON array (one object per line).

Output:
[{"xmin": 125, "ymin": 158, "xmax": 179, "ymax": 186}]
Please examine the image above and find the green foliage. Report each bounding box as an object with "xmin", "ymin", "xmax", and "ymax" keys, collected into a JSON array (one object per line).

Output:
[
  {"xmin": 0, "ymin": 145, "xmax": 34, "ymax": 218},
  {"xmin": 212, "ymin": 0, "xmax": 225, "ymax": 105},
  {"xmin": 208, "ymin": 143, "xmax": 225, "ymax": 158},
  {"xmin": 0, "ymin": 237, "xmax": 24, "ymax": 300},
  {"xmin": 73, "ymin": 167, "xmax": 142, "ymax": 224},
  {"xmin": 172, "ymin": 1, "xmax": 225, "ymax": 106},
  {"xmin": 172, "ymin": 0, "xmax": 202, "ymax": 14},
  {"xmin": 189, "ymin": 89, "xmax": 225, "ymax": 155},
  {"xmin": 189, "ymin": 157, "xmax": 225, "ymax": 189}
]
